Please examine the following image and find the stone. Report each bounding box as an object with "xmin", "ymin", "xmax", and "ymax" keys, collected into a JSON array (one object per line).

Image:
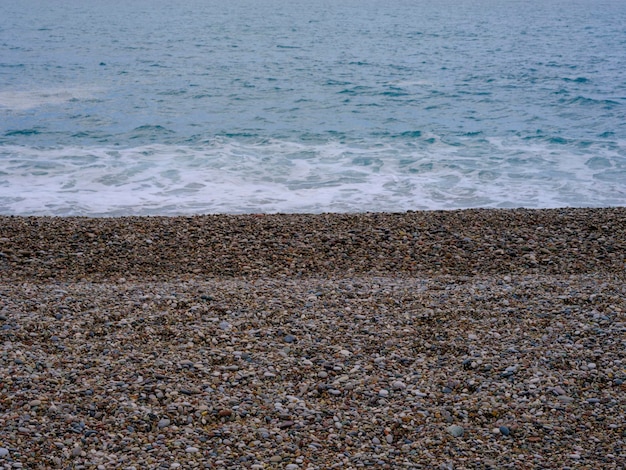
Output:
[
  {"xmin": 447, "ymin": 425, "xmax": 464, "ymax": 437},
  {"xmin": 0, "ymin": 447, "xmax": 9, "ymax": 457},
  {"xmin": 158, "ymin": 418, "xmax": 171, "ymax": 428},
  {"xmin": 391, "ymin": 380, "xmax": 406, "ymax": 390}
]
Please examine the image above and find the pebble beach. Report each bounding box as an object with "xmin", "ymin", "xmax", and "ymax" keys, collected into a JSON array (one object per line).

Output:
[{"xmin": 1, "ymin": 208, "xmax": 625, "ymax": 469}]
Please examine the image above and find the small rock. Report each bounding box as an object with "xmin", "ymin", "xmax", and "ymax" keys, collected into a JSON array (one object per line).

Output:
[
  {"xmin": 447, "ymin": 425, "xmax": 464, "ymax": 437},
  {"xmin": 158, "ymin": 418, "xmax": 171, "ymax": 429},
  {"xmin": 219, "ymin": 321, "xmax": 231, "ymax": 330},
  {"xmin": 0, "ymin": 447, "xmax": 9, "ymax": 457},
  {"xmin": 269, "ymin": 455, "xmax": 282, "ymax": 463},
  {"xmin": 71, "ymin": 446, "xmax": 82, "ymax": 457},
  {"xmin": 385, "ymin": 434, "xmax": 394, "ymax": 444},
  {"xmin": 391, "ymin": 380, "xmax": 406, "ymax": 390},
  {"xmin": 285, "ymin": 465, "xmax": 299, "ymax": 470},
  {"xmin": 499, "ymin": 426, "xmax": 510, "ymax": 436},
  {"xmin": 378, "ymin": 389, "xmax": 389, "ymax": 397},
  {"xmin": 185, "ymin": 446, "xmax": 199, "ymax": 453},
  {"xmin": 557, "ymin": 395, "xmax": 575, "ymax": 404},
  {"xmin": 284, "ymin": 334, "xmax": 296, "ymax": 343},
  {"xmin": 372, "ymin": 437, "xmax": 381, "ymax": 445}
]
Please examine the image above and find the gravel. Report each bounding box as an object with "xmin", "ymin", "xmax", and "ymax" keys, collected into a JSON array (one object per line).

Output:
[{"xmin": 0, "ymin": 208, "xmax": 625, "ymax": 468}]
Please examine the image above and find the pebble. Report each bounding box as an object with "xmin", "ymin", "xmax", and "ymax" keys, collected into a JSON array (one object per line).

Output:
[
  {"xmin": 0, "ymin": 209, "xmax": 624, "ymax": 469},
  {"xmin": 447, "ymin": 425, "xmax": 464, "ymax": 437},
  {"xmin": 157, "ymin": 418, "xmax": 171, "ymax": 428},
  {"xmin": 185, "ymin": 447, "xmax": 199, "ymax": 453},
  {"xmin": 391, "ymin": 380, "xmax": 406, "ymax": 390}
]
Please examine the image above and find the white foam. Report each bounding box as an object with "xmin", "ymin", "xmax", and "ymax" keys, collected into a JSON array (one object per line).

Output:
[
  {"xmin": 0, "ymin": 88, "xmax": 98, "ymax": 111},
  {"xmin": 0, "ymin": 137, "xmax": 624, "ymax": 216}
]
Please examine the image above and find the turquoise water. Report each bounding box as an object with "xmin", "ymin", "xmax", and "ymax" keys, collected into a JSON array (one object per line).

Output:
[{"xmin": 1, "ymin": 0, "xmax": 625, "ymax": 215}]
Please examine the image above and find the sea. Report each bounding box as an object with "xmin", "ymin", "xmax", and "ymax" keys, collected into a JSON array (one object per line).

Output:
[{"xmin": 1, "ymin": 0, "xmax": 625, "ymax": 216}]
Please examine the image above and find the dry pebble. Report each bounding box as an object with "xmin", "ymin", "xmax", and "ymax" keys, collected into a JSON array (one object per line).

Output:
[{"xmin": 0, "ymin": 208, "xmax": 625, "ymax": 468}]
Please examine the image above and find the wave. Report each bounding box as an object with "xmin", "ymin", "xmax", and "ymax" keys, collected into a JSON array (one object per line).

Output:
[{"xmin": 1, "ymin": 135, "xmax": 624, "ymax": 216}]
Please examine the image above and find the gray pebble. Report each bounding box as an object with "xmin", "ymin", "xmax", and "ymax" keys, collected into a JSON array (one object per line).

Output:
[
  {"xmin": 284, "ymin": 334, "xmax": 296, "ymax": 343},
  {"xmin": 0, "ymin": 447, "xmax": 9, "ymax": 457},
  {"xmin": 447, "ymin": 425, "xmax": 464, "ymax": 437},
  {"xmin": 391, "ymin": 380, "xmax": 406, "ymax": 390},
  {"xmin": 158, "ymin": 418, "xmax": 171, "ymax": 428}
]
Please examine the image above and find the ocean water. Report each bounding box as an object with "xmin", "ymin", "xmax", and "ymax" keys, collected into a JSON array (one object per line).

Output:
[{"xmin": 1, "ymin": 0, "xmax": 625, "ymax": 216}]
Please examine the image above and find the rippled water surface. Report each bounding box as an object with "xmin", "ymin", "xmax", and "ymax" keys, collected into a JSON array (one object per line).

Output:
[{"xmin": 1, "ymin": 0, "xmax": 625, "ymax": 215}]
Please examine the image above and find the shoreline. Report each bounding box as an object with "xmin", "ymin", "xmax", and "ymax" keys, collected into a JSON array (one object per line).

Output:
[{"xmin": 1, "ymin": 207, "xmax": 625, "ymax": 468}]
